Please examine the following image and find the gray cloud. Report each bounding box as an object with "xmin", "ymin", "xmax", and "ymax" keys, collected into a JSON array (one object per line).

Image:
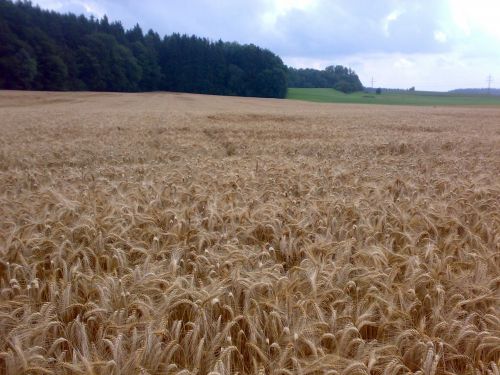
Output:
[{"xmin": 33, "ymin": 0, "xmax": 500, "ymax": 90}]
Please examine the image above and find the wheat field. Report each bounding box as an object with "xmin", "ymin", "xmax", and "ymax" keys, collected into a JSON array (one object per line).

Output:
[{"xmin": 0, "ymin": 91, "xmax": 499, "ymax": 375}]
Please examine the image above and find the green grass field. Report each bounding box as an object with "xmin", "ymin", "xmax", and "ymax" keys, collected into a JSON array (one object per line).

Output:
[{"xmin": 287, "ymin": 88, "xmax": 500, "ymax": 106}]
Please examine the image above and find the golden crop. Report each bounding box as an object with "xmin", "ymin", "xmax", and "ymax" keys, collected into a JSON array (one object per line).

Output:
[{"xmin": 0, "ymin": 91, "xmax": 499, "ymax": 374}]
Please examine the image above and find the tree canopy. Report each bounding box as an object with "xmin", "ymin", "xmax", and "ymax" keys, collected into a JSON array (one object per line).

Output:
[
  {"xmin": 0, "ymin": 0, "xmax": 362, "ymax": 97},
  {"xmin": 287, "ymin": 65, "xmax": 363, "ymax": 93},
  {"xmin": 0, "ymin": 0, "xmax": 288, "ymax": 97}
]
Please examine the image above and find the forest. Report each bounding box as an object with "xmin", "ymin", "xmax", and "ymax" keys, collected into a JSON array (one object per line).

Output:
[
  {"xmin": 0, "ymin": 0, "xmax": 363, "ymax": 98},
  {"xmin": 287, "ymin": 66, "xmax": 363, "ymax": 93}
]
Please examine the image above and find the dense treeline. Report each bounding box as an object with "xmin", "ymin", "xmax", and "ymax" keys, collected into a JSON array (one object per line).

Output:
[
  {"xmin": 0, "ymin": 0, "xmax": 287, "ymax": 97},
  {"xmin": 449, "ymin": 88, "xmax": 500, "ymax": 96},
  {"xmin": 287, "ymin": 66, "xmax": 363, "ymax": 93},
  {"xmin": 0, "ymin": 0, "xmax": 363, "ymax": 97}
]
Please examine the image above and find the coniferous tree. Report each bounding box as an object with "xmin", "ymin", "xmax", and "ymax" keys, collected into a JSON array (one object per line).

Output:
[{"xmin": 0, "ymin": 0, "xmax": 357, "ymax": 97}]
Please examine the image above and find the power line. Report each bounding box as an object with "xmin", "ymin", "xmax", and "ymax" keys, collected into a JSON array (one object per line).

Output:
[{"xmin": 487, "ymin": 74, "xmax": 493, "ymax": 95}]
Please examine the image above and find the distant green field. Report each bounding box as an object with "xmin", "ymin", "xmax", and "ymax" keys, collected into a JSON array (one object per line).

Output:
[{"xmin": 287, "ymin": 88, "xmax": 500, "ymax": 106}]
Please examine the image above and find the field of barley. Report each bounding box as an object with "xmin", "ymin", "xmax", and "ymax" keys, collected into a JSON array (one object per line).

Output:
[{"xmin": 0, "ymin": 91, "xmax": 499, "ymax": 375}]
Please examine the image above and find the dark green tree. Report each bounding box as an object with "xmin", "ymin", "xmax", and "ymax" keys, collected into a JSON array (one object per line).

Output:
[
  {"xmin": 0, "ymin": 0, "xmax": 358, "ymax": 98},
  {"xmin": 288, "ymin": 65, "xmax": 363, "ymax": 93}
]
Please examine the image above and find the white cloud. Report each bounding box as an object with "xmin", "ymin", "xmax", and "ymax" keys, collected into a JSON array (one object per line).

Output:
[
  {"xmin": 74, "ymin": 1, "xmax": 105, "ymax": 17},
  {"xmin": 261, "ymin": 0, "xmax": 317, "ymax": 30},
  {"xmin": 449, "ymin": 0, "xmax": 500, "ymax": 39},
  {"xmin": 283, "ymin": 56, "xmax": 331, "ymax": 70},
  {"xmin": 394, "ymin": 57, "xmax": 414, "ymax": 69},
  {"xmin": 33, "ymin": 0, "xmax": 105, "ymax": 17},
  {"xmin": 382, "ymin": 9, "xmax": 404, "ymax": 36},
  {"xmin": 434, "ymin": 30, "xmax": 447, "ymax": 43}
]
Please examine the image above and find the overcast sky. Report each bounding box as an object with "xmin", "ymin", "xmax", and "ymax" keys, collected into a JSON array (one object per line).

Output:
[{"xmin": 33, "ymin": 0, "xmax": 500, "ymax": 91}]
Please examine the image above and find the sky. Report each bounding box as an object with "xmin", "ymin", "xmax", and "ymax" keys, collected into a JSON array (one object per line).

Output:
[{"xmin": 33, "ymin": 0, "xmax": 500, "ymax": 91}]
